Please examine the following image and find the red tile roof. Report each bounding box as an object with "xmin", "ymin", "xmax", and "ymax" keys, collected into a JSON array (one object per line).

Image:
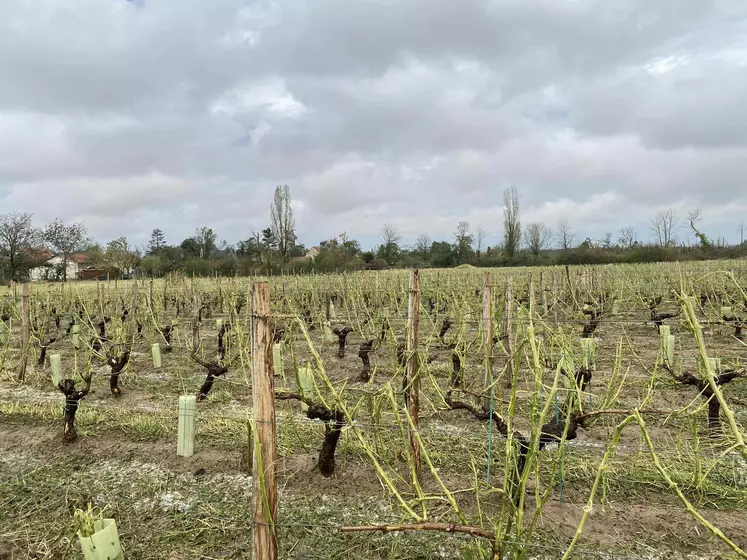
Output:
[
  {"xmin": 22, "ymin": 248, "xmax": 54, "ymax": 262},
  {"xmin": 70, "ymin": 253, "xmax": 90, "ymax": 264}
]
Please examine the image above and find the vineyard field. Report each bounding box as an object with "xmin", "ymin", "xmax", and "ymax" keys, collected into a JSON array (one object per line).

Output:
[{"xmin": 1, "ymin": 260, "xmax": 747, "ymax": 559}]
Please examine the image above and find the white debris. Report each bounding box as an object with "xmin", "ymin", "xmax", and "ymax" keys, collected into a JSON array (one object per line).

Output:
[{"xmin": 158, "ymin": 492, "xmax": 192, "ymax": 514}]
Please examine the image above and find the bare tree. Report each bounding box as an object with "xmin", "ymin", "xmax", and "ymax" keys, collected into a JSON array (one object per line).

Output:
[
  {"xmin": 380, "ymin": 223, "xmax": 401, "ymax": 247},
  {"xmin": 503, "ymin": 185, "xmax": 521, "ymax": 259},
  {"xmin": 270, "ymin": 184, "xmax": 297, "ymax": 262},
  {"xmin": 687, "ymin": 209, "xmax": 711, "ymax": 248},
  {"xmin": 524, "ymin": 222, "xmax": 552, "ymax": 257},
  {"xmin": 42, "ymin": 219, "xmax": 87, "ymax": 281},
  {"xmin": 476, "ymin": 226, "xmax": 486, "ymax": 262},
  {"xmin": 379, "ymin": 223, "xmax": 401, "ymax": 264},
  {"xmin": 650, "ymin": 209, "xmax": 678, "ymax": 247},
  {"xmin": 415, "ymin": 233, "xmax": 431, "ymax": 259},
  {"xmin": 555, "ymin": 218, "xmax": 575, "ymax": 250},
  {"xmin": 618, "ymin": 226, "xmax": 637, "ymax": 249},
  {"xmin": 0, "ymin": 212, "xmax": 38, "ymax": 281}
]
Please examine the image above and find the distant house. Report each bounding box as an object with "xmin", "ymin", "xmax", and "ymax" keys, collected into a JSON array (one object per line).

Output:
[
  {"xmin": 79, "ymin": 267, "xmax": 108, "ymax": 281},
  {"xmin": 291, "ymin": 246, "xmax": 321, "ymax": 263},
  {"xmin": 30, "ymin": 253, "xmax": 93, "ymax": 281}
]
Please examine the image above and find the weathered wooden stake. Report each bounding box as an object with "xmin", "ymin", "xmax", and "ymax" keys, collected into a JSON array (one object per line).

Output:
[
  {"xmin": 482, "ymin": 273, "xmax": 494, "ymax": 389},
  {"xmin": 17, "ymin": 284, "xmax": 30, "ymax": 381},
  {"xmin": 503, "ymin": 277, "xmax": 514, "ymax": 385},
  {"xmin": 218, "ymin": 277, "xmax": 223, "ymax": 314},
  {"xmin": 528, "ymin": 271, "xmax": 535, "ymax": 316},
  {"xmin": 251, "ymin": 282, "xmax": 278, "ymax": 560},
  {"xmin": 551, "ymin": 271, "xmax": 558, "ymax": 324},
  {"xmin": 192, "ymin": 295, "xmax": 200, "ymax": 351},
  {"xmin": 539, "ymin": 271, "xmax": 547, "ymax": 314},
  {"xmin": 97, "ymin": 283, "xmax": 104, "ymax": 315},
  {"xmin": 406, "ymin": 269, "xmax": 421, "ymax": 480},
  {"xmin": 148, "ymin": 279, "xmax": 154, "ymax": 313}
]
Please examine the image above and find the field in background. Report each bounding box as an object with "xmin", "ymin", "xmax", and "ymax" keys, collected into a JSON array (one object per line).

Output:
[{"xmin": 1, "ymin": 260, "xmax": 747, "ymax": 559}]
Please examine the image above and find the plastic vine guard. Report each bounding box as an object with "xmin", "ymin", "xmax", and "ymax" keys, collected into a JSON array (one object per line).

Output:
[{"xmin": 78, "ymin": 519, "xmax": 123, "ymax": 560}]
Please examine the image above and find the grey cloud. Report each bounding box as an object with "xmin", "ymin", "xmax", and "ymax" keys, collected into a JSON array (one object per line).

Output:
[
  {"xmin": 568, "ymin": 57, "xmax": 747, "ymax": 150},
  {"xmin": 1, "ymin": 0, "xmax": 746, "ymax": 248}
]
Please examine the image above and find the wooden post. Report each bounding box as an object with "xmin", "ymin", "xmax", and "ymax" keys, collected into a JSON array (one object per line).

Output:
[
  {"xmin": 128, "ymin": 282, "xmax": 139, "ymax": 338},
  {"xmin": 483, "ymin": 273, "xmax": 494, "ymax": 389},
  {"xmin": 192, "ymin": 295, "xmax": 200, "ymax": 351},
  {"xmin": 177, "ymin": 395, "xmax": 197, "ymax": 457},
  {"xmin": 218, "ymin": 277, "xmax": 223, "ymax": 314},
  {"xmin": 251, "ymin": 282, "xmax": 278, "ymax": 560},
  {"xmin": 98, "ymin": 283, "xmax": 104, "ymax": 316},
  {"xmin": 148, "ymin": 279, "xmax": 154, "ymax": 313},
  {"xmin": 503, "ymin": 277, "xmax": 514, "ymax": 385},
  {"xmin": 406, "ymin": 269, "xmax": 421, "ymax": 479},
  {"xmin": 539, "ymin": 271, "xmax": 547, "ymax": 314},
  {"xmin": 528, "ymin": 271, "xmax": 535, "ymax": 316},
  {"xmin": 551, "ymin": 271, "xmax": 558, "ymax": 324},
  {"xmin": 17, "ymin": 284, "xmax": 30, "ymax": 381}
]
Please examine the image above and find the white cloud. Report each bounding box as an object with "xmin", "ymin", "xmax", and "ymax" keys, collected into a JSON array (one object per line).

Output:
[
  {"xmin": 210, "ymin": 79, "xmax": 307, "ymax": 118},
  {"xmin": 6, "ymin": 172, "xmax": 190, "ymax": 221}
]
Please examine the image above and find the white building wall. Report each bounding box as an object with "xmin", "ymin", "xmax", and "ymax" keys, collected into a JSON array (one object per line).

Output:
[{"xmin": 30, "ymin": 256, "xmax": 80, "ymax": 281}]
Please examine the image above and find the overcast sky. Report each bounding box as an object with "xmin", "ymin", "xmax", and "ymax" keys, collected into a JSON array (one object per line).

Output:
[{"xmin": 1, "ymin": 0, "xmax": 747, "ymax": 251}]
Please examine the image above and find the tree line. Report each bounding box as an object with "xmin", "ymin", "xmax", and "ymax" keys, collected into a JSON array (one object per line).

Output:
[{"xmin": 1, "ymin": 185, "xmax": 745, "ymax": 281}]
